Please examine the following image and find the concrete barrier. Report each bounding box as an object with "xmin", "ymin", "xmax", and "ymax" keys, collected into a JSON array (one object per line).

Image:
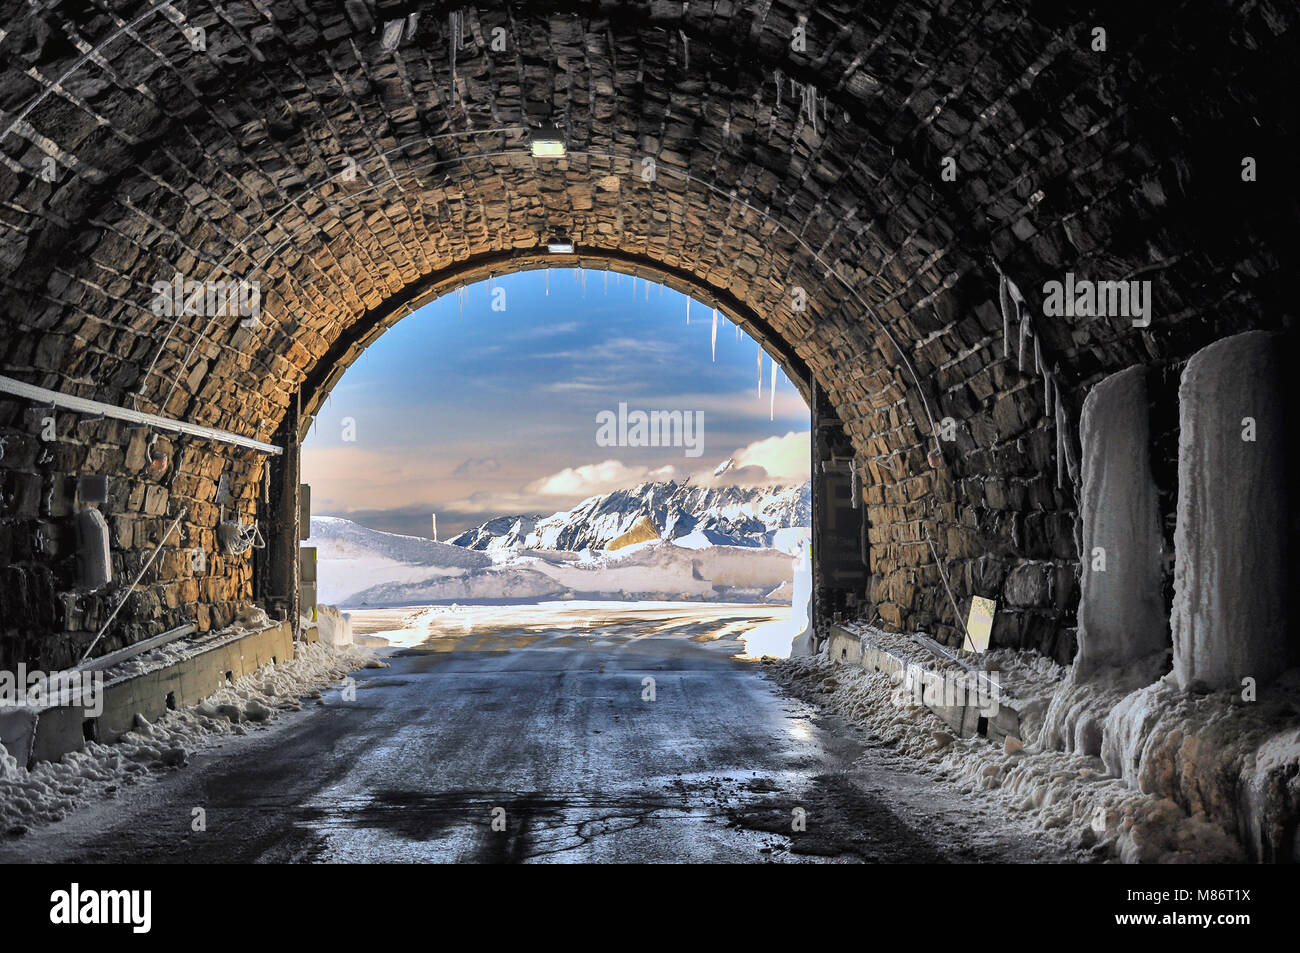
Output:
[
  {"xmin": 827, "ymin": 624, "xmax": 1024, "ymax": 744},
  {"xmin": 11, "ymin": 621, "xmax": 295, "ymax": 767}
]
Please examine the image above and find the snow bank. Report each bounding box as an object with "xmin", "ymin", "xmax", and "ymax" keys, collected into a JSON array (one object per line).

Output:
[
  {"xmin": 0, "ymin": 641, "xmax": 374, "ymax": 835},
  {"xmin": 773, "ymin": 656, "xmax": 1247, "ymax": 862}
]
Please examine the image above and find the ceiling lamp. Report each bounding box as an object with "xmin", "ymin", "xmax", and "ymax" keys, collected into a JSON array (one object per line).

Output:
[{"xmin": 530, "ymin": 124, "xmax": 566, "ymax": 158}]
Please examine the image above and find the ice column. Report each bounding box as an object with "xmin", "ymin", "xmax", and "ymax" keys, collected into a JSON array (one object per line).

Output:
[
  {"xmin": 1075, "ymin": 366, "xmax": 1167, "ymax": 677},
  {"xmin": 1172, "ymin": 331, "xmax": 1287, "ymax": 691}
]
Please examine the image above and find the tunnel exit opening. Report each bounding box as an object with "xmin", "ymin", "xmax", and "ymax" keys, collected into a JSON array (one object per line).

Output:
[{"xmin": 258, "ymin": 261, "xmax": 866, "ymax": 657}]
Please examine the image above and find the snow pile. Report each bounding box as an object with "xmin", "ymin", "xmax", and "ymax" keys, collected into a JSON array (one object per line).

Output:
[
  {"xmin": 314, "ymin": 605, "xmax": 354, "ymax": 647},
  {"xmin": 0, "ymin": 641, "xmax": 374, "ymax": 836},
  {"xmin": 772, "ymin": 655, "xmax": 1246, "ymax": 863},
  {"xmin": 1096, "ymin": 669, "xmax": 1300, "ymax": 861}
]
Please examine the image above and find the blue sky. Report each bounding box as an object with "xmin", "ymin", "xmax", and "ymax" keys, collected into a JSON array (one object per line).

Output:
[{"xmin": 302, "ymin": 267, "xmax": 810, "ymax": 537}]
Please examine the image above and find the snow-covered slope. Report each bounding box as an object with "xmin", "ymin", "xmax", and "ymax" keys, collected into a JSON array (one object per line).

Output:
[
  {"xmin": 452, "ymin": 480, "xmax": 811, "ymax": 552},
  {"xmin": 305, "ymin": 516, "xmax": 493, "ymax": 604}
]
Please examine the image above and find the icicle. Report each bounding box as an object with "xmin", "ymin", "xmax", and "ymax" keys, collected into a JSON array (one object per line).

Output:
[
  {"xmin": 645, "ymin": 279, "xmax": 649, "ymax": 301},
  {"xmin": 1063, "ymin": 410, "xmax": 1079, "ymax": 485},
  {"xmin": 603, "ymin": 269, "xmax": 608, "ymax": 294},
  {"xmin": 545, "ymin": 267, "xmax": 549, "ymax": 296},
  {"xmin": 735, "ymin": 322, "xmax": 740, "ymax": 341},
  {"xmin": 1055, "ymin": 400, "xmax": 1066, "ymax": 489},
  {"xmin": 770, "ymin": 360, "xmax": 777, "ymax": 420},
  {"xmin": 1033, "ymin": 334, "xmax": 1042, "ymax": 375},
  {"xmin": 1044, "ymin": 370, "xmax": 1053, "ymax": 418},
  {"xmin": 581, "ymin": 268, "xmax": 586, "ymax": 297},
  {"xmin": 449, "ymin": 11, "xmax": 458, "ymax": 101},
  {"xmin": 685, "ymin": 297, "xmax": 690, "ymax": 325},
  {"xmin": 711, "ymin": 308, "xmax": 718, "ymax": 361},
  {"xmin": 998, "ymin": 274, "xmax": 1013, "ymax": 359},
  {"xmin": 1017, "ymin": 305, "xmax": 1030, "ymax": 373},
  {"xmin": 679, "ymin": 29, "xmax": 689, "ymax": 72},
  {"xmin": 757, "ymin": 345, "xmax": 763, "ymax": 399},
  {"xmin": 774, "ymin": 69, "xmax": 783, "ymax": 110}
]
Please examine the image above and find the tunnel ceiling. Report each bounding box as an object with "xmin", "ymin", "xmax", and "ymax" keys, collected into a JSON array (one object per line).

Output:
[{"xmin": 0, "ymin": 0, "xmax": 1295, "ymax": 658}]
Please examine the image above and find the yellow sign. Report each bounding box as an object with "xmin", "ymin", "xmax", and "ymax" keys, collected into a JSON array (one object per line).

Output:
[{"xmin": 964, "ymin": 596, "xmax": 996, "ymax": 653}]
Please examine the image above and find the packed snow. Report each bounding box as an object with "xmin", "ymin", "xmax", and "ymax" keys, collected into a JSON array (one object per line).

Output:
[
  {"xmin": 0, "ymin": 640, "xmax": 375, "ymax": 836},
  {"xmin": 772, "ymin": 653, "xmax": 1247, "ymax": 863}
]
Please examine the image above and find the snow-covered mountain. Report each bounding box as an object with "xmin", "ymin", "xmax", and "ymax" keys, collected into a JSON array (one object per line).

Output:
[
  {"xmin": 449, "ymin": 480, "xmax": 810, "ymax": 553},
  {"xmin": 445, "ymin": 515, "xmax": 539, "ymax": 551}
]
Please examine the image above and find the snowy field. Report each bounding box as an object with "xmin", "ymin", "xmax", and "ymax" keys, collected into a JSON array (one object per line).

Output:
[{"xmin": 347, "ymin": 600, "xmax": 799, "ymax": 661}]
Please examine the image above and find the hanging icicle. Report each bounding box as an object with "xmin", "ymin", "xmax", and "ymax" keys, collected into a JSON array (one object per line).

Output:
[
  {"xmin": 449, "ymin": 10, "xmax": 460, "ymax": 102},
  {"xmin": 1044, "ymin": 369, "xmax": 1054, "ymax": 418},
  {"xmin": 711, "ymin": 308, "xmax": 718, "ymax": 361},
  {"xmin": 679, "ymin": 29, "xmax": 689, "ymax": 72},
  {"xmin": 1063, "ymin": 409, "xmax": 1079, "ymax": 485},
  {"xmin": 769, "ymin": 360, "xmax": 777, "ymax": 420},
  {"xmin": 799, "ymin": 83, "xmax": 821, "ymax": 134},
  {"xmin": 757, "ymin": 345, "xmax": 763, "ymax": 400},
  {"xmin": 1033, "ymin": 334, "xmax": 1043, "ymax": 376},
  {"xmin": 685, "ymin": 297, "xmax": 690, "ymax": 325},
  {"xmin": 774, "ymin": 68, "xmax": 783, "ymax": 110},
  {"xmin": 1055, "ymin": 399, "xmax": 1067, "ymax": 490},
  {"xmin": 580, "ymin": 268, "xmax": 586, "ymax": 297},
  {"xmin": 545, "ymin": 267, "xmax": 550, "ymax": 296},
  {"xmin": 998, "ymin": 274, "xmax": 1013, "ymax": 359},
  {"xmin": 1018, "ymin": 305, "xmax": 1030, "ymax": 373}
]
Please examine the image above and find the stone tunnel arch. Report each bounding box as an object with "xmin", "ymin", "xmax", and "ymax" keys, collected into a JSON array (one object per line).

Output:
[{"xmin": 0, "ymin": 1, "xmax": 1295, "ymax": 675}]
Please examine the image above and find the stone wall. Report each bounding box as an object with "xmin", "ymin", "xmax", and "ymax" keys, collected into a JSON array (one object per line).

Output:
[
  {"xmin": 0, "ymin": 1, "xmax": 1295, "ymax": 667},
  {"xmin": 0, "ymin": 399, "xmax": 263, "ymax": 670}
]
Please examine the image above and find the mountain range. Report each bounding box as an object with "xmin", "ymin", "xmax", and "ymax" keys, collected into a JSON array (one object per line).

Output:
[{"xmin": 447, "ymin": 480, "xmax": 811, "ymax": 552}]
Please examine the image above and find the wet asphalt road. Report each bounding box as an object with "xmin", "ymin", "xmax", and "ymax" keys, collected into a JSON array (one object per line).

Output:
[{"xmin": 3, "ymin": 606, "xmax": 1070, "ymax": 863}]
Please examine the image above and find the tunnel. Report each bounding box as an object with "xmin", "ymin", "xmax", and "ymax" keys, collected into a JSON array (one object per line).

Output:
[{"xmin": 0, "ymin": 0, "xmax": 1298, "ymax": 881}]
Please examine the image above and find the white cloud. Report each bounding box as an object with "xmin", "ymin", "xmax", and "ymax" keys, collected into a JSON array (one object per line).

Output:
[
  {"xmin": 525, "ymin": 459, "xmax": 652, "ymax": 497},
  {"xmin": 727, "ymin": 430, "xmax": 810, "ymax": 482}
]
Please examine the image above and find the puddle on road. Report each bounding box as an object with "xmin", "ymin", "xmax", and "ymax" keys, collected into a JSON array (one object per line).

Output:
[{"xmin": 292, "ymin": 772, "xmax": 843, "ymax": 863}]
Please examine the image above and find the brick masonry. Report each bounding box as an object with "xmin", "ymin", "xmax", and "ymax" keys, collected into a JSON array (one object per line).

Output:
[{"xmin": 0, "ymin": 1, "xmax": 1296, "ymax": 670}]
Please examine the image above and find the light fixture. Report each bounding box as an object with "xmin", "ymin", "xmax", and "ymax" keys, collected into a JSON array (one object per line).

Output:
[
  {"xmin": 547, "ymin": 241, "xmax": 575, "ymax": 254},
  {"xmin": 530, "ymin": 124, "xmax": 566, "ymax": 158}
]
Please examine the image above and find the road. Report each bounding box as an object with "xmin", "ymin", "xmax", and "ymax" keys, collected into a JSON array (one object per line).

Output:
[{"xmin": 2, "ymin": 604, "xmax": 1072, "ymax": 863}]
